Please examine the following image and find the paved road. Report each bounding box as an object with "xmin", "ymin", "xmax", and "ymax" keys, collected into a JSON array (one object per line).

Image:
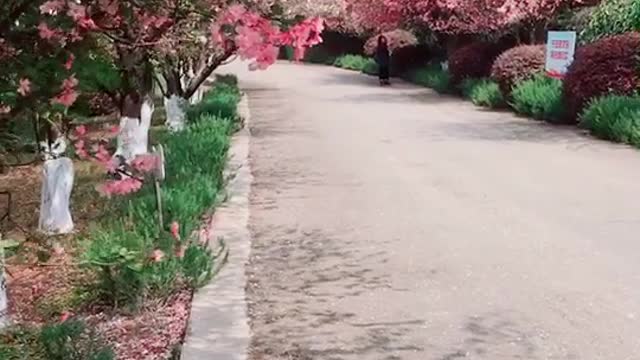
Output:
[{"xmin": 225, "ymin": 61, "xmax": 640, "ymax": 360}]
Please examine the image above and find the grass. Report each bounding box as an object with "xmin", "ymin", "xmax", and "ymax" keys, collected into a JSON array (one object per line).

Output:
[
  {"xmin": 510, "ymin": 74, "xmax": 565, "ymax": 122},
  {"xmin": 333, "ymin": 54, "xmax": 375, "ymax": 72},
  {"xmin": 460, "ymin": 78, "xmax": 505, "ymax": 108},
  {"xmin": 407, "ymin": 63, "xmax": 452, "ymax": 94},
  {"xmin": 580, "ymin": 94, "xmax": 640, "ymax": 147}
]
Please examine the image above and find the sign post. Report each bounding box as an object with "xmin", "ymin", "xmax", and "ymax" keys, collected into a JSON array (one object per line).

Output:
[
  {"xmin": 545, "ymin": 31, "xmax": 577, "ymax": 79},
  {"xmin": 152, "ymin": 144, "xmax": 166, "ymax": 233}
]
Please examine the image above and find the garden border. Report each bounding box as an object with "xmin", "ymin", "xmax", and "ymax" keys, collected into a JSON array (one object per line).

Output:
[{"xmin": 181, "ymin": 93, "xmax": 252, "ymax": 360}]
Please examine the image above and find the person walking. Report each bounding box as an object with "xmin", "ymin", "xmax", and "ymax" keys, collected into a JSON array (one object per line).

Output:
[{"xmin": 374, "ymin": 35, "xmax": 391, "ymax": 86}]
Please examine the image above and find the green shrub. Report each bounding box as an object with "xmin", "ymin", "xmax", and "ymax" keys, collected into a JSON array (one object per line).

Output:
[
  {"xmin": 83, "ymin": 85, "xmax": 238, "ymax": 308},
  {"xmin": 0, "ymin": 320, "xmax": 114, "ymax": 360},
  {"xmin": 467, "ymin": 79, "xmax": 505, "ymax": 108},
  {"xmin": 409, "ymin": 63, "xmax": 451, "ymax": 94},
  {"xmin": 459, "ymin": 78, "xmax": 485, "ymax": 99},
  {"xmin": 562, "ymin": 32, "xmax": 640, "ymax": 121},
  {"xmin": 580, "ymin": 94, "xmax": 640, "ymax": 147},
  {"xmin": 333, "ymin": 54, "xmax": 372, "ymax": 71},
  {"xmin": 186, "ymin": 82, "xmax": 241, "ymax": 121},
  {"xmin": 214, "ymin": 73, "xmax": 239, "ymax": 87},
  {"xmin": 362, "ymin": 59, "xmax": 379, "ymax": 76},
  {"xmin": 580, "ymin": 0, "xmax": 640, "ymax": 43},
  {"xmin": 511, "ymin": 74, "xmax": 564, "ymax": 122}
]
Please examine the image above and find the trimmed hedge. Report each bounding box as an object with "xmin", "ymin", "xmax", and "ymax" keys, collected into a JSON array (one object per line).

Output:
[
  {"xmin": 511, "ymin": 74, "xmax": 565, "ymax": 122},
  {"xmin": 448, "ymin": 42, "xmax": 510, "ymax": 86},
  {"xmin": 491, "ymin": 45, "xmax": 546, "ymax": 98},
  {"xmin": 563, "ymin": 32, "xmax": 640, "ymax": 121},
  {"xmin": 389, "ymin": 44, "xmax": 431, "ymax": 76},
  {"xmin": 580, "ymin": 94, "xmax": 640, "ymax": 147}
]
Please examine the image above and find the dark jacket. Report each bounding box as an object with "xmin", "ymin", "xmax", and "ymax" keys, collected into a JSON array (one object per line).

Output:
[{"xmin": 375, "ymin": 46, "xmax": 390, "ymax": 67}]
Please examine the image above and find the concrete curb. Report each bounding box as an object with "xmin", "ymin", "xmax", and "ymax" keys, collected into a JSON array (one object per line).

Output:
[{"xmin": 181, "ymin": 93, "xmax": 252, "ymax": 360}]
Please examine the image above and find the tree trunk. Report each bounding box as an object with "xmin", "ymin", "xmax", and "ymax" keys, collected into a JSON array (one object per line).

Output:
[
  {"xmin": 164, "ymin": 94, "xmax": 187, "ymax": 132},
  {"xmin": 115, "ymin": 94, "xmax": 154, "ymax": 161},
  {"xmin": 38, "ymin": 157, "xmax": 74, "ymax": 235}
]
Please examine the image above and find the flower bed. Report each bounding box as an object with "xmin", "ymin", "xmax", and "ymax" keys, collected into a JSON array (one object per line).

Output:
[{"xmin": 0, "ymin": 78, "xmax": 241, "ymax": 359}]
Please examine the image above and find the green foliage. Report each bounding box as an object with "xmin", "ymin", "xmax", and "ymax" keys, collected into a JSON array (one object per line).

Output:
[
  {"xmin": 580, "ymin": 0, "xmax": 640, "ymax": 43},
  {"xmin": 333, "ymin": 55, "xmax": 372, "ymax": 71},
  {"xmin": 467, "ymin": 79, "xmax": 505, "ymax": 108},
  {"xmin": 303, "ymin": 46, "xmax": 336, "ymax": 64},
  {"xmin": 0, "ymin": 321, "xmax": 114, "ymax": 360},
  {"xmin": 510, "ymin": 74, "xmax": 565, "ymax": 122},
  {"xmin": 362, "ymin": 59, "xmax": 379, "ymax": 76},
  {"xmin": 83, "ymin": 85, "xmax": 239, "ymax": 309},
  {"xmin": 186, "ymin": 81, "xmax": 241, "ymax": 122},
  {"xmin": 459, "ymin": 78, "xmax": 484, "ymax": 99},
  {"xmin": 214, "ymin": 73, "xmax": 239, "ymax": 87},
  {"xmin": 580, "ymin": 94, "xmax": 640, "ymax": 147},
  {"xmin": 409, "ymin": 63, "xmax": 451, "ymax": 94}
]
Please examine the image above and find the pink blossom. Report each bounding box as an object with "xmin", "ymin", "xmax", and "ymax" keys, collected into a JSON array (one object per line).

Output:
[
  {"xmin": 199, "ymin": 227, "xmax": 210, "ymax": 245},
  {"xmin": 95, "ymin": 144, "xmax": 111, "ymax": 164},
  {"xmin": 40, "ymin": 0, "xmax": 65, "ymax": 14},
  {"xmin": 170, "ymin": 222, "xmax": 180, "ymax": 242},
  {"xmin": 64, "ymin": 53, "xmax": 75, "ymax": 70},
  {"xmin": 60, "ymin": 311, "xmax": 72, "ymax": 322},
  {"xmin": 0, "ymin": 105, "xmax": 11, "ymax": 114},
  {"xmin": 74, "ymin": 139, "xmax": 89, "ymax": 159},
  {"xmin": 74, "ymin": 125, "xmax": 87, "ymax": 137},
  {"xmin": 97, "ymin": 178, "xmax": 143, "ymax": 197},
  {"xmin": 52, "ymin": 243, "xmax": 65, "ymax": 256},
  {"xmin": 38, "ymin": 22, "xmax": 60, "ymax": 40},
  {"xmin": 17, "ymin": 78, "xmax": 31, "ymax": 97},
  {"xmin": 130, "ymin": 154, "xmax": 158, "ymax": 173},
  {"xmin": 51, "ymin": 75, "xmax": 79, "ymax": 107},
  {"xmin": 150, "ymin": 249, "xmax": 165, "ymax": 262},
  {"xmin": 99, "ymin": 0, "xmax": 119, "ymax": 16}
]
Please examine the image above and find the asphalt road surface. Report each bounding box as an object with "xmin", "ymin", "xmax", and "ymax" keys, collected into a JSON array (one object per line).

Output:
[{"xmin": 224, "ymin": 61, "xmax": 640, "ymax": 360}]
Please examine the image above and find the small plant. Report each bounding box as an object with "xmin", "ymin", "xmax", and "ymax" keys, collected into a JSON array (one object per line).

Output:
[
  {"xmin": 409, "ymin": 63, "xmax": 451, "ymax": 94},
  {"xmin": 491, "ymin": 45, "xmax": 546, "ymax": 97},
  {"xmin": 333, "ymin": 54, "xmax": 371, "ymax": 71},
  {"xmin": 459, "ymin": 78, "xmax": 485, "ymax": 99},
  {"xmin": 40, "ymin": 319, "xmax": 114, "ymax": 360},
  {"xmin": 186, "ymin": 82, "xmax": 241, "ymax": 122},
  {"xmin": 580, "ymin": 94, "xmax": 640, "ymax": 147},
  {"xmin": 467, "ymin": 79, "xmax": 505, "ymax": 108},
  {"xmin": 511, "ymin": 74, "xmax": 565, "ymax": 122}
]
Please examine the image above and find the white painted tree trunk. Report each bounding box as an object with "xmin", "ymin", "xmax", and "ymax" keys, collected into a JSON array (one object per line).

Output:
[
  {"xmin": 38, "ymin": 157, "xmax": 74, "ymax": 235},
  {"xmin": 115, "ymin": 98, "xmax": 154, "ymax": 161},
  {"xmin": 190, "ymin": 88, "xmax": 204, "ymax": 105},
  {"xmin": 164, "ymin": 95, "xmax": 187, "ymax": 132}
]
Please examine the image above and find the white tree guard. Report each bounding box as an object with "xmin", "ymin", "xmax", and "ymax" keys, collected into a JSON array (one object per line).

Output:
[
  {"xmin": 115, "ymin": 99, "xmax": 154, "ymax": 161},
  {"xmin": 38, "ymin": 157, "xmax": 74, "ymax": 235},
  {"xmin": 164, "ymin": 95, "xmax": 187, "ymax": 132}
]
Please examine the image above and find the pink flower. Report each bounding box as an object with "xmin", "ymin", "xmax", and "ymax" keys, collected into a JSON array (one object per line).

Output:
[
  {"xmin": 131, "ymin": 154, "xmax": 158, "ymax": 173},
  {"xmin": 170, "ymin": 221, "xmax": 180, "ymax": 241},
  {"xmin": 175, "ymin": 245, "xmax": 186, "ymax": 259},
  {"xmin": 74, "ymin": 140, "xmax": 88, "ymax": 159},
  {"xmin": 74, "ymin": 125, "xmax": 87, "ymax": 137},
  {"xmin": 0, "ymin": 105, "xmax": 11, "ymax": 114},
  {"xmin": 37, "ymin": 22, "xmax": 59, "ymax": 40},
  {"xmin": 64, "ymin": 53, "xmax": 75, "ymax": 70},
  {"xmin": 199, "ymin": 227, "xmax": 210, "ymax": 245},
  {"xmin": 95, "ymin": 144, "xmax": 111, "ymax": 164},
  {"xmin": 51, "ymin": 75, "xmax": 79, "ymax": 107},
  {"xmin": 40, "ymin": 0, "xmax": 65, "ymax": 14},
  {"xmin": 52, "ymin": 243, "xmax": 65, "ymax": 256},
  {"xmin": 150, "ymin": 249, "xmax": 165, "ymax": 262},
  {"xmin": 97, "ymin": 178, "xmax": 143, "ymax": 197},
  {"xmin": 60, "ymin": 311, "xmax": 72, "ymax": 322},
  {"xmin": 17, "ymin": 78, "xmax": 31, "ymax": 96}
]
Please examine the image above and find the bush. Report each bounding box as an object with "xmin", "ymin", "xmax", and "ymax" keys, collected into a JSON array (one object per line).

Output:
[
  {"xmin": 409, "ymin": 63, "xmax": 451, "ymax": 94},
  {"xmin": 83, "ymin": 84, "xmax": 238, "ymax": 308},
  {"xmin": 580, "ymin": 94, "xmax": 640, "ymax": 146},
  {"xmin": 389, "ymin": 44, "xmax": 431, "ymax": 76},
  {"xmin": 511, "ymin": 74, "xmax": 564, "ymax": 122},
  {"xmin": 448, "ymin": 42, "xmax": 511, "ymax": 86},
  {"xmin": 333, "ymin": 54, "xmax": 373, "ymax": 72},
  {"xmin": 362, "ymin": 59, "xmax": 379, "ymax": 76},
  {"xmin": 491, "ymin": 45, "xmax": 545, "ymax": 97},
  {"xmin": 467, "ymin": 79, "xmax": 505, "ymax": 108},
  {"xmin": 0, "ymin": 320, "xmax": 114, "ymax": 360},
  {"xmin": 187, "ymin": 81, "xmax": 241, "ymax": 121},
  {"xmin": 563, "ymin": 32, "xmax": 640, "ymax": 121},
  {"xmin": 580, "ymin": 0, "xmax": 640, "ymax": 43}
]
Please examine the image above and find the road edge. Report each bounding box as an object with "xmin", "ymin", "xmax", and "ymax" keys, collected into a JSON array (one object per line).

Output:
[{"xmin": 181, "ymin": 93, "xmax": 252, "ymax": 360}]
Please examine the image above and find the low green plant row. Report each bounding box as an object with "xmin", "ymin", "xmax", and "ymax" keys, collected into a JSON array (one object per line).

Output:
[{"xmin": 333, "ymin": 54, "xmax": 378, "ymax": 76}]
